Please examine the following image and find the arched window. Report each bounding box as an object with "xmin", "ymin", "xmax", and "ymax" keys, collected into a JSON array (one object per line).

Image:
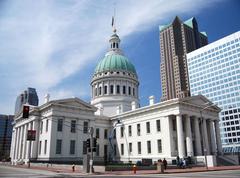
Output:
[
  {"xmin": 116, "ymin": 43, "xmax": 118, "ymax": 48},
  {"xmin": 113, "ymin": 43, "xmax": 115, "ymax": 48},
  {"xmin": 104, "ymin": 86, "xmax": 107, "ymax": 94},
  {"xmin": 99, "ymin": 87, "xmax": 102, "ymax": 95}
]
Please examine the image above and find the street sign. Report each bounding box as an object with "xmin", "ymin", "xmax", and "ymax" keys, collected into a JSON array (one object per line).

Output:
[{"xmin": 27, "ymin": 130, "xmax": 36, "ymax": 141}]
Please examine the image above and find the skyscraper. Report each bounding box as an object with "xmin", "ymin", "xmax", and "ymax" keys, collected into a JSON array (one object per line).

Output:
[
  {"xmin": 187, "ymin": 31, "xmax": 240, "ymax": 152},
  {"xmin": 159, "ymin": 16, "xmax": 208, "ymax": 101},
  {"xmin": 0, "ymin": 114, "xmax": 14, "ymax": 160},
  {"xmin": 14, "ymin": 87, "xmax": 39, "ymax": 115}
]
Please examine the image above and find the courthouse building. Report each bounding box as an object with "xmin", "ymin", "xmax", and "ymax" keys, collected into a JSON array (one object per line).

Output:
[{"xmin": 10, "ymin": 28, "xmax": 224, "ymax": 166}]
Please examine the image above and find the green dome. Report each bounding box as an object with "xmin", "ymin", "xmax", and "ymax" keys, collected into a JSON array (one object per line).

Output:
[{"xmin": 94, "ymin": 54, "xmax": 137, "ymax": 75}]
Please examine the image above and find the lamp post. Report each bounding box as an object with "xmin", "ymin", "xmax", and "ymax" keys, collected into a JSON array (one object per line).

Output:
[{"xmin": 200, "ymin": 103, "xmax": 215, "ymax": 170}]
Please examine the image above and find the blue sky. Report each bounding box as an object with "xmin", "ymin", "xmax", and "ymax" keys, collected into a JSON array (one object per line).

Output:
[{"xmin": 0, "ymin": 0, "xmax": 239, "ymax": 115}]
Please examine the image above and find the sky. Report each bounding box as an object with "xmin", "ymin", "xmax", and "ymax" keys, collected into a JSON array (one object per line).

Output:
[{"xmin": 0, "ymin": 0, "xmax": 239, "ymax": 115}]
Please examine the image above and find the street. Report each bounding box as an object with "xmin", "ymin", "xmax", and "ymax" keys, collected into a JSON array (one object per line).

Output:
[{"xmin": 0, "ymin": 165, "xmax": 240, "ymax": 178}]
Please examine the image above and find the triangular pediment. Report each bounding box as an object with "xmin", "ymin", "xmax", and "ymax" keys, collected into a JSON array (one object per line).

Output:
[
  {"xmin": 42, "ymin": 97, "xmax": 97, "ymax": 112},
  {"xmin": 180, "ymin": 95, "xmax": 220, "ymax": 111}
]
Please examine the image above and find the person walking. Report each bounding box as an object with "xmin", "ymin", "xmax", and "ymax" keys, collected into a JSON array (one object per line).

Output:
[{"xmin": 163, "ymin": 158, "xmax": 167, "ymax": 170}]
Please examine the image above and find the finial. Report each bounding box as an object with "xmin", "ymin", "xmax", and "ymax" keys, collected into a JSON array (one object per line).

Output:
[{"xmin": 111, "ymin": 2, "xmax": 117, "ymax": 33}]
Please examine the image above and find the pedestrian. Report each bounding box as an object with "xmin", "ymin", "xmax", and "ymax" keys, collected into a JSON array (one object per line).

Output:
[
  {"xmin": 163, "ymin": 158, "xmax": 167, "ymax": 170},
  {"xmin": 176, "ymin": 156, "xmax": 180, "ymax": 167}
]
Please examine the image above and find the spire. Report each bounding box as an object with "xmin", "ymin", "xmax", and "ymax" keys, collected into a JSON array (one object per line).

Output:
[{"xmin": 112, "ymin": 3, "xmax": 117, "ymax": 33}]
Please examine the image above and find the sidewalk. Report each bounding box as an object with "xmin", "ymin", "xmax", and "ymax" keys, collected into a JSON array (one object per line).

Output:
[{"xmin": 2, "ymin": 163, "xmax": 240, "ymax": 176}]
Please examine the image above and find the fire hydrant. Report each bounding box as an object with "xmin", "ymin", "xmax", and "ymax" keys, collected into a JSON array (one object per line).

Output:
[
  {"xmin": 133, "ymin": 164, "xmax": 137, "ymax": 174},
  {"xmin": 72, "ymin": 164, "xmax": 75, "ymax": 172}
]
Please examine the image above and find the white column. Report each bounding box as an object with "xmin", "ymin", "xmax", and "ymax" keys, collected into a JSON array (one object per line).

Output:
[
  {"xmin": 20, "ymin": 126, "xmax": 24, "ymax": 159},
  {"xmin": 202, "ymin": 118, "xmax": 210, "ymax": 155},
  {"xmin": 163, "ymin": 116, "xmax": 173, "ymax": 157},
  {"xmin": 209, "ymin": 120, "xmax": 217, "ymax": 155},
  {"xmin": 16, "ymin": 127, "xmax": 21, "ymax": 159},
  {"xmin": 14, "ymin": 127, "xmax": 19, "ymax": 160},
  {"xmin": 193, "ymin": 117, "xmax": 202, "ymax": 156},
  {"xmin": 176, "ymin": 114, "xmax": 185, "ymax": 158},
  {"xmin": 185, "ymin": 115, "xmax": 193, "ymax": 156},
  {"xmin": 22, "ymin": 124, "xmax": 28, "ymax": 159},
  {"xmin": 31, "ymin": 120, "xmax": 39, "ymax": 159},
  {"xmin": 26, "ymin": 123, "xmax": 31, "ymax": 159},
  {"xmin": 214, "ymin": 120, "xmax": 223, "ymax": 155}
]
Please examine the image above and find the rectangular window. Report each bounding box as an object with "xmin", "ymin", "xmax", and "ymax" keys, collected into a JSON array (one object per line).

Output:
[
  {"xmin": 129, "ymin": 142, "xmax": 132, "ymax": 153},
  {"xmin": 104, "ymin": 129, "xmax": 108, "ymax": 139},
  {"xmin": 104, "ymin": 145, "xmax": 108, "ymax": 157},
  {"xmin": 96, "ymin": 128, "xmax": 100, "ymax": 138},
  {"xmin": 128, "ymin": 125, "xmax": 132, "ymax": 136},
  {"xmin": 128, "ymin": 86, "xmax": 131, "ymax": 95},
  {"xmin": 70, "ymin": 140, "xmax": 75, "ymax": 154},
  {"xmin": 57, "ymin": 119, "xmax": 63, "ymax": 132},
  {"xmin": 123, "ymin": 86, "xmax": 126, "ymax": 94},
  {"xmin": 44, "ymin": 140, "xmax": 47, "ymax": 154},
  {"xmin": 46, "ymin": 119, "xmax": 48, "ymax": 132},
  {"xmin": 156, "ymin": 120, "xmax": 161, "ymax": 132},
  {"xmin": 137, "ymin": 142, "xmax": 141, "ymax": 154},
  {"xmin": 40, "ymin": 121, "xmax": 43, "ymax": 134},
  {"xmin": 146, "ymin": 122, "xmax": 150, "ymax": 133},
  {"xmin": 120, "ymin": 126, "xmax": 124, "ymax": 137},
  {"xmin": 157, "ymin": 139, "xmax": 162, "ymax": 153},
  {"xmin": 104, "ymin": 86, "xmax": 107, "ymax": 94},
  {"xmin": 147, "ymin": 141, "xmax": 151, "ymax": 154},
  {"xmin": 56, "ymin": 139, "xmax": 62, "ymax": 154},
  {"xmin": 71, "ymin": 120, "xmax": 76, "ymax": 133},
  {"xmin": 117, "ymin": 85, "xmax": 120, "ymax": 94},
  {"xmin": 83, "ymin": 121, "xmax": 88, "ymax": 133},
  {"xmin": 39, "ymin": 141, "xmax": 42, "ymax": 155},
  {"xmin": 121, "ymin": 144, "xmax": 124, "ymax": 155},
  {"xmin": 110, "ymin": 85, "xmax": 114, "ymax": 94},
  {"xmin": 137, "ymin": 124, "xmax": 141, "ymax": 136}
]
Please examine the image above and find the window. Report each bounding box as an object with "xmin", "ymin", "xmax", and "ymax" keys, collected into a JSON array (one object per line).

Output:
[
  {"xmin": 146, "ymin": 122, "xmax": 150, "ymax": 133},
  {"xmin": 71, "ymin": 120, "xmax": 76, "ymax": 133},
  {"xmin": 137, "ymin": 124, "xmax": 141, "ymax": 136},
  {"xmin": 121, "ymin": 144, "xmax": 124, "ymax": 155},
  {"xmin": 113, "ymin": 129, "xmax": 116, "ymax": 139},
  {"xmin": 128, "ymin": 86, "xmax": 131, "ymax": 95},
  {"xmin": 44, "ymin": 140, "xmax": 47, "ymax": 154},
  {"xmin": 104, "ymin": 145, "xmax": 108, "ymax": 157},
  {"xmin": 40, "ymin": 121, "xmax": 43, "ymax": 134},
  {"xmin": 39, "ymin": 141, "xmax": 42, "ymax": 155},
  {"xmin": 104, "ymin": 86, "xmax": 107, "ymax": 94},
  {"xmin": 123, "ymin": 86, "xmax": 126, "ymax": 94},
  {"xmin": 57, "ymin": 119, "xmax": 63, "ymax": 132},
  {"xmin": 99, "ymin": 86, "xmax": 102, "ymax": 95},
  {"xmin": 156, "ymin": 120, "xmax": 161, "ymax": 132},
  {"xmin": 110, "ymin": 85, "xmax": 114, "ymax": 94},
  {"xmin": 70, "ymin": 140, "xmax": 75, "ymax": 154},
  {"xmin": 96, "ymin": 128, "xmax": 100, "ymax": 138},
  {"xmin": 120, "ymin": 126, "xmax": 124, "ymax": 137},
  {"xmin": 138, "ymin": 142, "xmax": 141, "ymax": 154},
  {"xmin": 147, "ymin": 141, "xmax": 151, "ymax": 154},
  {"xmin": 129, "ymin": 142, "xmax": 132, "ymax": 153},
  {"xmin": 128, "ymin": 125, "xmax": 132, "ymax": 136},
  {"xmin": 46, "ymin": 119, "xmax": 48, "ymax": 132},
  {"xmin": 117, "ymin": 85, "xmax": 120, "ymax": 94},
  {"xmin": 56, "ymin": 139, "xmax": 62, "ymax": 154},
  {"xmin": 157, "ymin": 139, "xmax": 162, "ymax": 153},
  {"xmin": 83, "ymin": 121, "xmax": 88, "ymax": 133},
  {"xmin": 104, "ymin": 129, "xmax": 108, "ymax": 139}
]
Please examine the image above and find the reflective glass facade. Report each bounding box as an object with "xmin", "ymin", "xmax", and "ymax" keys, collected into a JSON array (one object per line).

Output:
[
  {"xmin": 187, "ymin": 31, "xmax": 240, "ymax": 152},
  {"xmin": 0, "ymin": 115, "xmax": 14, "ymax": 160}
]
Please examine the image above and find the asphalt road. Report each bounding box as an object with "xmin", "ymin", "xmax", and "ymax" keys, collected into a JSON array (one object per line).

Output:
[{"xmin": 0, "ymin": 165, "xmax": 240, "ymax": 178}]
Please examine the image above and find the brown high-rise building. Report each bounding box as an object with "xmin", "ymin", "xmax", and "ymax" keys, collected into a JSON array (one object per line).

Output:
[{"xmin": 159, "ymin": 16, "xmax": 208, "ymax": 101}]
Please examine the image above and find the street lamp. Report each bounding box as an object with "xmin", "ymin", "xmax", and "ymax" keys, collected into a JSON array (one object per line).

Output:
[{"xmin": 200, "ymin": 102, "xmax": 215, "ymax": 170}]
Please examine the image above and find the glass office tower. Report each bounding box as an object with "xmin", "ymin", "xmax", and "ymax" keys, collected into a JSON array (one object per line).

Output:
[{"xmin": 187, "ymin": 31, "xmax": 240, "ymax": 153}]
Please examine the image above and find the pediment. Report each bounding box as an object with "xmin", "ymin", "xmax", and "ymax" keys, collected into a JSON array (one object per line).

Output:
[{"xmin": 45, "ymin": 97, "xmax": 97, "ymax": 112}]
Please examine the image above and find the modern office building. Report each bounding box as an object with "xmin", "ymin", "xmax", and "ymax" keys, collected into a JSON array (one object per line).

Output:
[
  {"xmin": 14, "ymin": 88, "xmax": 39, "ymax": 115},
  {"xmin": 159, "ymin": 16, "xmax": 208, "ymax": 101},
  {"xmin": 0, "ymin": 114, "xmax": 14, "ymax": 160},
  {"xmin": 187, "ymin": 31, "xmax": 240, "ymax": 153}
]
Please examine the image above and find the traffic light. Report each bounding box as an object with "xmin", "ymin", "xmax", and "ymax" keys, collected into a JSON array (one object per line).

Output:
[
  {"xmin": 93, "ymin": 138, "xmax": 97, "ymax": 148},
  {"xmin": 23, "ymin": 105, "xmax": 30, "ymax": 118},
  {"xmin": 86, "ymin": 138, "xmax": 90, "ymax": 148}
]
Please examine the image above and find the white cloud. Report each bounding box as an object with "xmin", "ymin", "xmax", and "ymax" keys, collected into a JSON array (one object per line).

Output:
[{"xmin": 0, "ymin": 0, "xmax": 223, "ymax": 114}]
